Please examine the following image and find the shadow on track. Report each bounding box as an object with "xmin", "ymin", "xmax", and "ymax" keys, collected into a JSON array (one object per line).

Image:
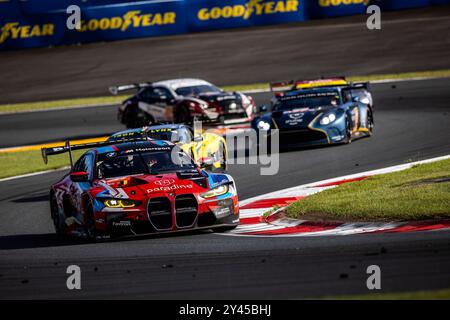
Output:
[
  {"xmin": 12, "ymin": 193, "xmax": 49, "ymax": 203},
  {"xmin": 0, "ymin": 229, "xmax": 213, "ymax": 250},
  {"xmin": 0, "ymin": 233, "xmax": 86, "ymax": 250}
]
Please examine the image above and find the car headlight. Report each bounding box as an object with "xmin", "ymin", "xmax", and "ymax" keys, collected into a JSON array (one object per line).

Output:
[
  {"xmin": 201, "ymin": 184, "xmax": 229, "ymax": 199},
  {"xmin": 104, "ymin": 199, "xmax": 140, "ymax": 208},
  {"xmin": 257, "ymin": 120, "xmax": 271, "ymax": 131},
  {"xmin": 320, "ymin": 113, "xmax": 336, "ymax": 125}
]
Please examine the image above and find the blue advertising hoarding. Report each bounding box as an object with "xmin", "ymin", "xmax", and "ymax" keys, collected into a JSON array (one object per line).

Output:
[
  {"xmin": 0, "ymin": 0, "xmax": 186, "ymax": 49},
  {"xmin": 305, "ymin": 0, "xmax": 368, "ymax": 19},
  {"xmin": 1, "ymin": 0, "xmax": 450, "ymax": 50}
]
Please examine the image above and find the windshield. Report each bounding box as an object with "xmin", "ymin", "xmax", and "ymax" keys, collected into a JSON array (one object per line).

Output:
[
  {"xmin": 147, "ymin": 131, "xmax": 174, "ymax": 141},
  {"xmin": 175, "ymin": 85, "xmax": 221, "ymax": 96},
  {"xmin": 97, "ymin": 151, "xmax": 196, "ymax": 179},
  {"xmin": 276, "ymin": 92, "xmax": 340, "ymax": 111}
]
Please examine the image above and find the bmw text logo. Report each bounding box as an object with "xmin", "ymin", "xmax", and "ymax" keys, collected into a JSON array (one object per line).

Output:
[{"xmin": 155, "ymin": 179, "xmax": 175, "ymax": 186}]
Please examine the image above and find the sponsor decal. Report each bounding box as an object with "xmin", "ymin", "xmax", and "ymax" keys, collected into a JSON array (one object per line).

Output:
[
  {"xmin": 319, "ymin": 0, "xmax": 369, "ymax": 7},
  {"xmin": 197, "ymin": 0, "xmax": 300, "ymax": 21},
  {"xmin": 149, "ymin": 128, "xmax": 172, "ymax": 133},
  {"xmin": 76, "ymin": 10, "xmax": 176, "ymax": 33},
  {"xmin": 134, "ymin": 147, "xmax": 172, "ymax": 152},
  {"xmin": 0, "ymin": 22, "xmax": 55, "ymax": 45},
  {"xmin": 112, "ymin": 221, "xmax": 132, "ymax": 227},
  {"xmin": 155, "ymin": 179, "xmax": 175, "ymax": 186},
  {"xmin": 288, "ymin": 112, "xmax": 304, "ymax": 119},
  {"xmin": 285, "ymin": 112, "xmax": 304, "ymax": 125},
  {"xmin": 147, "ymin": 184, "xmax": 193, "ymax": 193}
]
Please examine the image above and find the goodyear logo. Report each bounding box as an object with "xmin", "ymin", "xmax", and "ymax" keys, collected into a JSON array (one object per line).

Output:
[
  {"xmin": 76, "ymin": 10, "xmax": 176, "ymax": 32},
  {"xmin": 0, "ymin": 22, "xmax": 54, "ymax": 44},
  {"xmin": 198, "ymin": 0, "xmax": 300, "ymax": 20},
  {"xmin": 319, "ymin": 0, "xmax": 369, "ymax": 7}
]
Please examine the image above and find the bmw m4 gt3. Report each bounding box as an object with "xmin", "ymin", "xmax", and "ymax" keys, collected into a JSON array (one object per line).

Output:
[{"xmin": 41, "ymin": 140, "xmax": 239, "ymax": 240}]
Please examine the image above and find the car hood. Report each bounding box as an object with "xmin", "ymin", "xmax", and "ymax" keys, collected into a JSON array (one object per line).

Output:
[
  {"xmin": 271, "ymin": 107, "xmax": 331, "ymax": 130},
  {"xmin": 93, "ymin": 171, "xmax": 209, "ymax": 199}
]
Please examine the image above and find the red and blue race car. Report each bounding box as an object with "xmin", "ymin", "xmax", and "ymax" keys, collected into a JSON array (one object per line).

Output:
[{"xmin": 41, "ymin": 139, "xmax": 239, "ymax": 240}]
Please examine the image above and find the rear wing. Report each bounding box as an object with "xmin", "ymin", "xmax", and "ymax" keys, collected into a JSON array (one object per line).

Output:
[
  {"xmin": 269, "ymin": 80, "xmax": 295, "ymax": 93},
  {"xmin": 108, "ymin": 82, "xmax": 152, "ymax": 95},
  {"xmin": 270, "ymin": 77, "xmax": 348, "ymax": 93},
  {"xmin": 348, "ymin": 82, "xmax": 370, "ymax": 90},
  {"xmin": 41, "ymin": 138, "xmax": 147, "ymax": 168}
]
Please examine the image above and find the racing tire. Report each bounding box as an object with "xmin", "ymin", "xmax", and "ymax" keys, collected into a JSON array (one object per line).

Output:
[
  {"xmin": 344, "ymin": 116, "xmax": 352, "ymax": 144},
  {"xmin": 175, "ymin": 107, "xmax": 192, "ymax": 125},
  {"xmin": 84, "ymin": 199, "xmax": 98, "ymax": 241},
  {"xmin": 50, "ymin": 191, "xmax": 66, "ymax": 236},
  {"xmin": 123, "ymin": 104, "xmax": 154, "ymax": 128},
  {"xmin": 126, "ymin": 113, "xmax": 154, "ymax": 129},
  {"xmin": 367, "ymin": 110, "xmax": 374, "ymax": 136}
]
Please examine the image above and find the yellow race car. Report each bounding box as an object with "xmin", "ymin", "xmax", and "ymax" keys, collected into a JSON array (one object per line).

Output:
[{"xmin": 107, "ymin": 124, "xmax": 227, "ymax": 172}]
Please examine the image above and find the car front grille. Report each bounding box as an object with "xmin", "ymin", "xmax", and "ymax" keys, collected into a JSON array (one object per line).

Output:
[
  {"xmin": 175, "ymin": 194, "xmax": 198, "ymax": 228},
  {"xmin": 279, "ymin": 129, "xmax": 327, "ymax": 145},
  {"xmin": 147, "ymin": 197, "xmax": 172, "ymax": 231}
]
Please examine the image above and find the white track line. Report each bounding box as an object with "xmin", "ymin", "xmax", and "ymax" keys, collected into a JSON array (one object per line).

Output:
[{"xmin": 0, "ymin": 167, "xmax": 69, "ymax": 182}]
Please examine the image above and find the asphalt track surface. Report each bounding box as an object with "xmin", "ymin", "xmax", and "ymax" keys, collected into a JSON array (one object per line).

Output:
[
  {"xmin": 1, "ymin": 5, "xmax": 450, "ymax": 104},
  {"xmin": 0, "ymin": 78, "xmax": 450, "ymax": 299}
]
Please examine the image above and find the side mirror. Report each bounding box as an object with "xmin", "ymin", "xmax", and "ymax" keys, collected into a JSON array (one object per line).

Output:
[
  {"xmin": 258, "ymin": 105, "xmax": 268, "ymax": 113},
  {"xmin": 352, "ymin": 96, "xmax": 359, "ymax": 102},
  {"xmin": 70, "ymin": 171, "xmax": 89, "ymax": 182}
]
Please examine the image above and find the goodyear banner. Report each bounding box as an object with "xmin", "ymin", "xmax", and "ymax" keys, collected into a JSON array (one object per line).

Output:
[
  {"xmin": 305, "ymin": 0, "xmax": 368, "ymax": 18},
  {"xmin": 188, "ymin": 0, "xmax": 305, "ymax": 31},
  {"xmin": 0, "ymin": 0, "xmax": 186, "ymax": 50},
  {"xmin": 305, "ymin": 0, "xmax": 450, "ymax": 18},
  {"xmin": 1, "ymin": 0, "xmax": 450, "ymax": 50},
  {"xmin": 63, "ymin": 1, "xmax": 186, "ymax": 43}
]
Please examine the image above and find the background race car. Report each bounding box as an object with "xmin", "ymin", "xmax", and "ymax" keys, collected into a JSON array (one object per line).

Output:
[
  {"xmin": 110, "ymin": 78, "xmax": 256, "ymax": 128},
  {"xmin": 253, "ymin": 78, "xmax": 374, "ymax": 148},
  {"xmin": 108, "ymin": 124, "xmax": 228, "ymax": 172},
  {"xmin": 41, "ymin": 140, "xmax": 239, "ymax": 239}
]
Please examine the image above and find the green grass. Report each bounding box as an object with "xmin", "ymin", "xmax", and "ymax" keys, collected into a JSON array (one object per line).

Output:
[
  {"xmin": 0, "ymin": 149, "xmax": 84, "ymax": 179},
  {"xmin": 323, "ymin": 288, "xmax": 450, "ymax": 300},
  {"xmin": 2, "ymin": 69, "xmax": 450, "ymax": 114},
  {"xmin": 285, "ymin": 159, "xmax": 450, "ymax": 221},
  {"xmin": 0, "ymin": 95, "xmax": 127, "ymax": 114},
  {"xmin": 347, "ymin": 69, "xmax": 450, "ymax": 82}
]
